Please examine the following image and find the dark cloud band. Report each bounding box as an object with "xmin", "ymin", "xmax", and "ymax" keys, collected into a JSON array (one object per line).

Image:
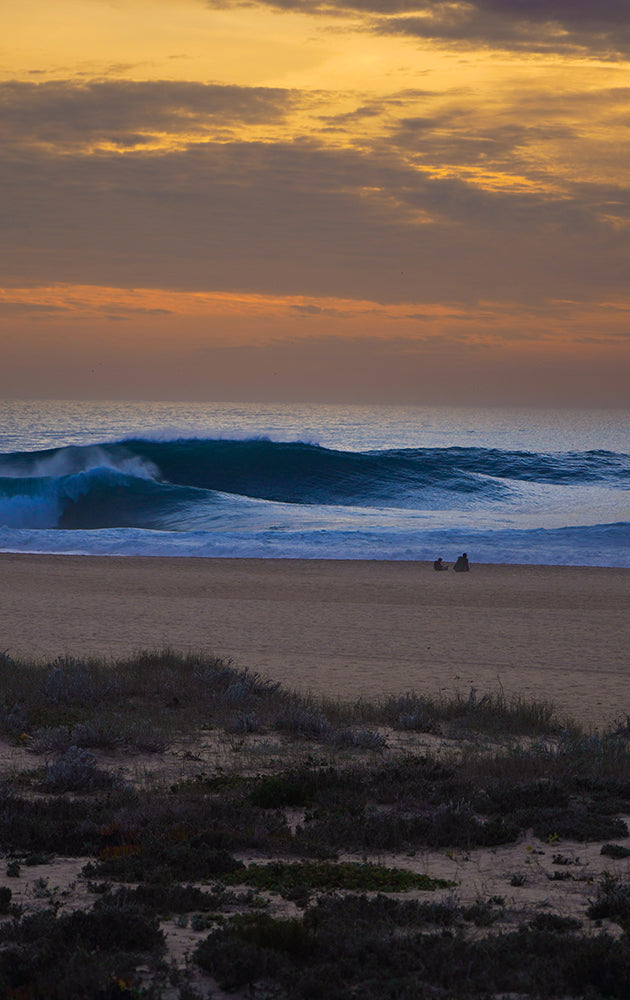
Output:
[{"xmin": 205, "ymin": 0, "xmax": 630, "ymax": 57}]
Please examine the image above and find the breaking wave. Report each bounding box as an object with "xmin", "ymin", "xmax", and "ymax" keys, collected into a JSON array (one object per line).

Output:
[{"xmin": 0, "ymin": 436, "xmax": 628, "ymax": 565}]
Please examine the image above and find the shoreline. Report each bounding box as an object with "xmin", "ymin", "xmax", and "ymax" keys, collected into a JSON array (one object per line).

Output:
[
  {"xmin": 1, "ymin": 549, "xmax": 627, "ymax": 570},
  {"xmin": 1, "ymin": 552, "xmax": 629, "ymax": 728}
]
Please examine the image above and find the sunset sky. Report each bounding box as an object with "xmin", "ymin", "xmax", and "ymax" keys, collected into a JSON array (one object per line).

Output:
[{"xmin": 2, "ymin": 0, "xmax": 630, "ymax": 406}]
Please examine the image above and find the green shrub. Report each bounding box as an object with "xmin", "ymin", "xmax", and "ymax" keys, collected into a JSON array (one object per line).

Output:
[{"xmin": 223, "ymin": 860, "xmax": 452, "ymax": 896}]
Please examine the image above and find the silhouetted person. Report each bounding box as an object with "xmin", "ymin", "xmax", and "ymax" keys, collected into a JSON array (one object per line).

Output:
[
  {"xmin": 453, "ymin": 552, "xmax": 470, "ymax": 572},
  {"xmin": 433, "ymin": 557, "xmax": 448, "ymax": 571}
]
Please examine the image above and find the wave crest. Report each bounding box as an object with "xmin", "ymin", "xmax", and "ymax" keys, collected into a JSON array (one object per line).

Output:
[{"xmin": 0, "ymin": 436, "xmax": 628, "ymax": 532}]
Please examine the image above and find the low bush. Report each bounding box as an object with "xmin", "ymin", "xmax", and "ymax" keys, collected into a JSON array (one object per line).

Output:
[
  {"xmin": 334, "ymin": 727, "xmax": 388, "ymax": 750},
  {"xmin": 516, "ymin": 806, "xmax": 628, "ymax": 843},
  {"xmin": 0, "ymin": 787, "xmax": 130, "ymax": 855},
  {"xmin": 249, "ymin": 765, "xmax": 342, "ymax": 809},
  {"xmin": 0, "ymin": 904, "xmax": 164, "ymax": 999},
  {"xmin": 601, "ymin": 843, "xmax": 630, "ymax": 859},
  {"xmin": 194, "ymin": 925, "xmax": 289, "ymax": 992},
  {"xmin": 222, "ymin": 860, "xmax": 453, "ymax": 896},
  {"xmin": 193, "ymin": 899, "xmax": 630, "ymax": 1000},
  {"xmin": 86, "ymin": 843, "xmax": 245, "ymax": 884},
  {"xmin": 275, "ymin": 707, "xmax": 334, "ymax": 741},
  {"xmin": 297, "ymin": 801, "xmax": 520, "ymax": 853},
  {"xmin": 38, "ymin": 747, "xmax": 123, "ymax": 793},
  {"xmin": 529, "ymin": 913, "xmax": 582, "ymax": 933},
  {"xmin": 481, "ymin": 778, "xmax": 569, "ymax": 813},
  {"xmin": 587, "ymin": 872, "xmax": 630, "ymax": 931},
  {"xmin": 96, "ymin": 882, "xmax": 228, "ymax": 916}
]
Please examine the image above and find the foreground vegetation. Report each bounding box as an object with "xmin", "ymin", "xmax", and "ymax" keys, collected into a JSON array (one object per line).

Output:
[
  {"xmin": 0, "ymin": 649, "xmax": 630, "ymax": 998},
  {"xmin": 0, "ymin": 647, "xmax": 580, "ymax": 750}
]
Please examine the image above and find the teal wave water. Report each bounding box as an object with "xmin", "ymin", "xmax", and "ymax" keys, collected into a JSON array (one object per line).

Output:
[{"xmin": 0, "ymin": 400, "xmax": 628, "ymax": 565}]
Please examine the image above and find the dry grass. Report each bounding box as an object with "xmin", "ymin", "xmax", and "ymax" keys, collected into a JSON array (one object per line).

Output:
[{"xmin": 0, "ymin": 648, "xmax": 581, "ymax": 756}]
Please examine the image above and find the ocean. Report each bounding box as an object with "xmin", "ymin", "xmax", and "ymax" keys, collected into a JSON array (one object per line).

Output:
[{"xmin": 0, "ymin": 398, "xmax": 628, "ymax": 567}]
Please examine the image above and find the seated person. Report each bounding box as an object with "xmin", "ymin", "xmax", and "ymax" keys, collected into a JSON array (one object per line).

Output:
[
  {"xmin": 433, "ymin": 557, "xmax": 448, "ymax": 571},
  {"xmin": 453, "ymin": 552, "xmax": 470, "ymax": 572}
]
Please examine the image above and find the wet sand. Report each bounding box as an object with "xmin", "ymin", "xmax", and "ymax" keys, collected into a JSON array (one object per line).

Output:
[{"xmin": 1, "ymin": 553, "xmax": 629, "ymax": 727}]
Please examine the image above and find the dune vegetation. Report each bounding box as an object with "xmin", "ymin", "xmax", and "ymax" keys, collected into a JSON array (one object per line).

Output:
[{"xmin": 0, "ymin": 649, "xmax": 630, "ymax": 998}]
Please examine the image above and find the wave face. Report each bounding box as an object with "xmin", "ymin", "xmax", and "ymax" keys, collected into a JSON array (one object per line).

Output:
[{"xmin": 0, "ymin": 435, "xmax": 629, "ymax": 565}]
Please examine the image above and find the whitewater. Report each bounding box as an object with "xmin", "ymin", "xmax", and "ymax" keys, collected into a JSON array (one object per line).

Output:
[{"xmin": 0, "ymin": 399, "xmax": 629, "ymax": 566}]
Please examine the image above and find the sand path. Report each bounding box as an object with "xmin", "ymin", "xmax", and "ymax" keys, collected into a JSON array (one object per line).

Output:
[{"xmin": 1, "ymin": 554, "xmax": 629, "ymax": 727}]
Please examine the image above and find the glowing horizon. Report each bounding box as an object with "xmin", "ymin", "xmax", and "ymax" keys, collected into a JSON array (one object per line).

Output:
[{"xmin": 2, "ymin": 0, "xmax": 630, "ymax": 406}]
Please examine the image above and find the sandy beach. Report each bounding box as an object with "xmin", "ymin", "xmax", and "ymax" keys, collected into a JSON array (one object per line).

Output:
[
  {"xmin": 1, "ymin": 551, "xmax": 630, "ymax": 998},
  {"xmin": 1, "ymin": 553, "xmax": 629, "ymax": 728}
]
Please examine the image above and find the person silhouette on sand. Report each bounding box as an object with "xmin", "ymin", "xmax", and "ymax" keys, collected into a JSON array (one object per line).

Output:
[
  {"xmin": 453, "ymin": 553, "xmax": 470, "ymax": 572},
  {"xmin": 433, "ymin": 557, "xmax": 448, "ymax": 571}
]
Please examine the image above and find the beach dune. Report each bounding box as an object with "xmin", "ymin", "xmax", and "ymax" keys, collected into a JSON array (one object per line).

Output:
[{"xmin": 1, "ymin": 553, "xmax": 629, "ymax": 728}]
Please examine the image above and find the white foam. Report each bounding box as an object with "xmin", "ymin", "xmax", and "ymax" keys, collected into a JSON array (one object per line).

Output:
[
  {"xmin": 0, "ymin": 445, "xmax": 159, "ymax": 482},
  {"xmin": 0, "ymin": 522, "xmax": 628, "ymax": 567}
]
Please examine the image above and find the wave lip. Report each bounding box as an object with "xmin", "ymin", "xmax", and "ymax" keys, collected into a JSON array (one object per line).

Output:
[
  {"xmin": 0, "ymin": 443, "xmax": 160, "ymax": 482},
  {"xmin": 8, "ymin": 435, "xmax": 628, "ymax": 508}
]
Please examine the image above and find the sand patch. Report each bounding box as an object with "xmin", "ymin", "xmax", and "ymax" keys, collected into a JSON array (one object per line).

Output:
[{"xmin": 1, "ymin": 554, "xmax": 629, "ymax": 729}]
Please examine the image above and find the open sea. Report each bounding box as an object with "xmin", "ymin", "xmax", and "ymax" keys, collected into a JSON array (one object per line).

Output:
[{"xmin": 0, "ymin": 399, "xmax": 628, "ymax": 567}]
